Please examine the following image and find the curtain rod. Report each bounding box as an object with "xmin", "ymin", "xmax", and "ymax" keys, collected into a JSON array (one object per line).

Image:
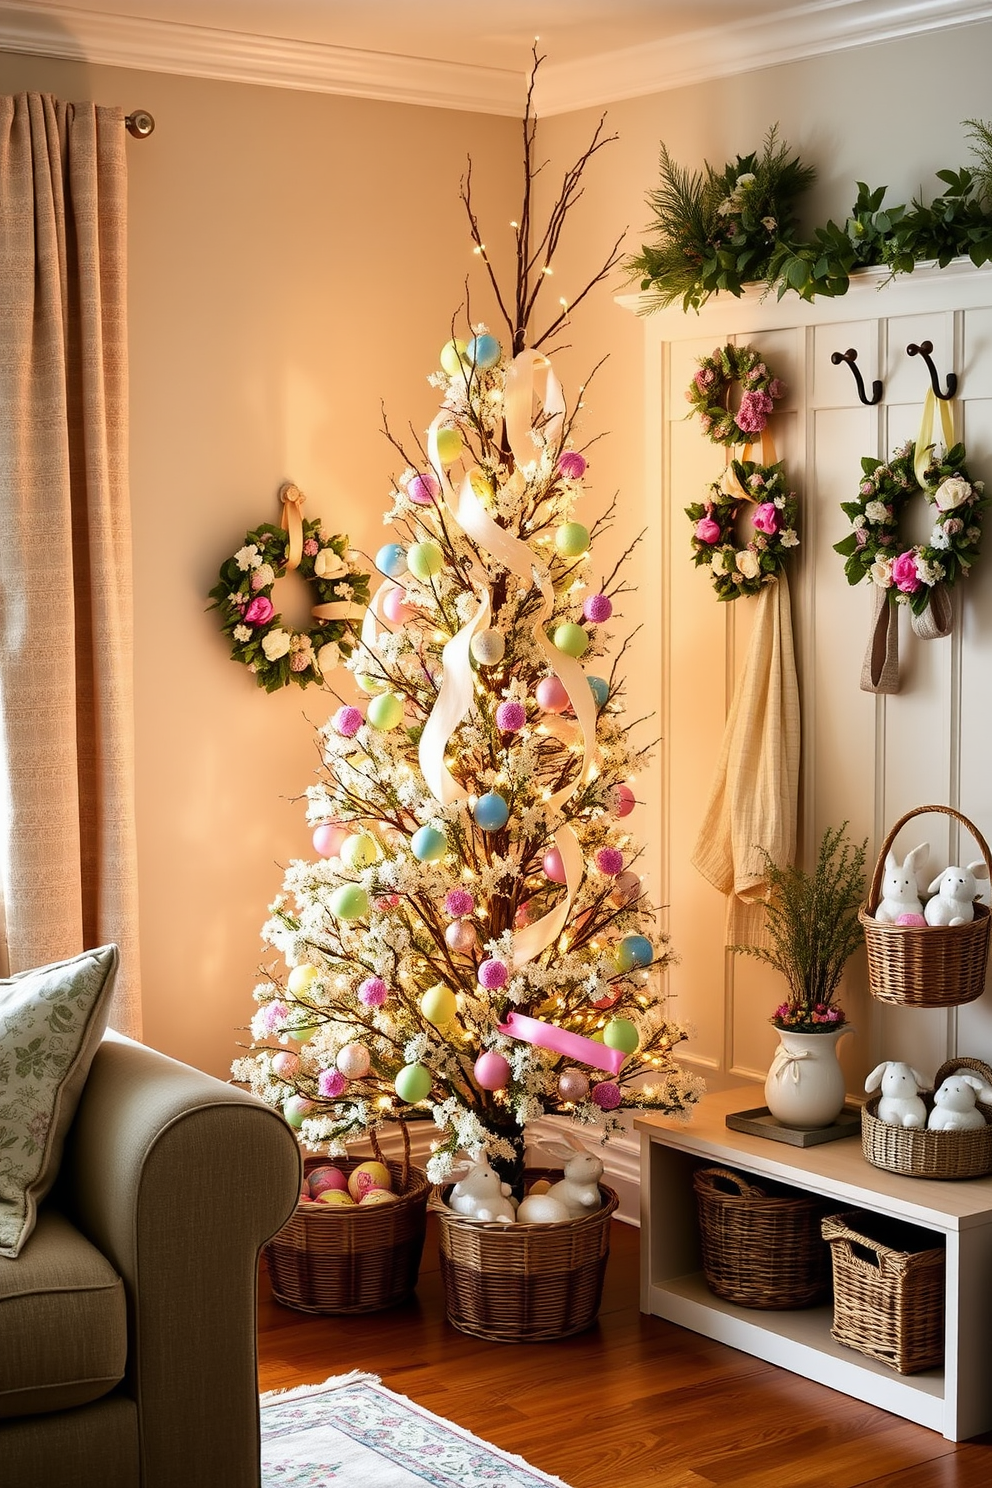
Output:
[{"xmin": 125, "ymin": 110, "xmax": 155, "ymax": 138}]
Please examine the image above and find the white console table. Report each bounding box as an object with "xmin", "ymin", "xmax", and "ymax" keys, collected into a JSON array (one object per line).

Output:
[{"xmin": 635, "ymin": 1089, "xmax": 992, "ymax": 1441}]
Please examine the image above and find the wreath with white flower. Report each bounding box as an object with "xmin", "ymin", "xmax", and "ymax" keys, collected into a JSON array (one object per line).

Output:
[
  {"xmin": 208, "ymin": 519, "xmax": 370, "ymax": 692},
  {"xmin": 686, "ymin": 460, "xmax": 800, "ymax": 600},
  {"xmin": 834, "ymin": 440, "xmax": 987, "ymax": 616},
  {"xmin": 686, "ymin": 343, "xmax": 786, "ymax": 446}
]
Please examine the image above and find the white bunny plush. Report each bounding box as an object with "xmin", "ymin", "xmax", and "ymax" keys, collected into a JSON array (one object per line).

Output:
[
  {"xmin": 927, "ymin": 1071, "xmax": 992, "ymax": 1131},
  {"xmin": 924, "ymin": 862, "xmax": 990, "ymax": 926},
  {"xmin": 540, "ymin": 1133, "xmax": 605, "ymax": 1219},
  {"xmin": 865, "ymin": 1061, "xmax": 929, "ymax": 1128},
  {"xmin": 874, "ymin": 842, "xmax": 929, "ymax": 922},
  {"xmin": 448, "ymin": 1153, "xmax": 518, "ymax": 1223}
]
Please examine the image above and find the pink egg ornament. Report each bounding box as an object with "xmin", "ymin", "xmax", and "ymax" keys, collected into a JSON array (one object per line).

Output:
[
  {"xmin": 536, "ymin": 676, "xmax": 570, "ymax": 714},
  {"xmin": 543, "ymin": 847, "xmax": 567, "ymax": 884},
  {"xmin": 383, "ymin": 586, "xmax": 416, "ymax": 626},
  {"xmin": 611, "ymin": 784, "xmax": 636, "ymax": 818},
  {"xmin": 312, "ymin": 821, "xmax": 349, "ymax": 859},
  {"xmin": 474, "ymin": 1051, "xmax": 511, "ymax": 1091}
]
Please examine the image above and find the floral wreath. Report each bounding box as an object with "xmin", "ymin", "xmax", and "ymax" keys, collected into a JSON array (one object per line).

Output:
[
  {"xmin": 208, "ymin": 508, "xmax": 370, "ymax": 692},
  {"xmin": 686, "ymin": 460, "xmax": 799, "ymax": 600},
  {"xmin": 833, "ymin": 440, "xmax": 986, "ymax": 616},
  {"xmin": 685, "ymin": 343, "xmax": 786, "ymax": 446}
]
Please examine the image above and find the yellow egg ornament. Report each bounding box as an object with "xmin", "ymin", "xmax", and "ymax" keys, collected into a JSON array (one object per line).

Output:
[{"xmin": 420, "ymin": 982, "xmax": 457, "ymax": 1026}]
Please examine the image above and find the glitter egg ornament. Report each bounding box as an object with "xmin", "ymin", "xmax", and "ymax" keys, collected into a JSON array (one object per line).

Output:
[
  {"xmin": 421, "ymin": 983, "xmax": 457, "ymax": 1025},
  {"xmin": 466, "ymin": 333, "xmax": 501, "ymax": 369},
  {"xmin": 588, "ymin": 676, "xmax": 609, "ymax": 708},
  {"xmin": 595, "ymin": 847, "xmax": 624, "ymax": 877},
  {"xmin": 616, "ymin": 934, "xmax": 653, "ymax": 972},
  {"xmin": 583, "ymin": 593, "xmax": 613, "ymax": 624},
  {"xmin": 407, "ymin": 540, "xmax": 444, "ymax": 581},
  {"xmin": 611, "ymin": 783, "xmax": 636, "ymax": 817},
  {"xmin": 412, "ymin": 825, "xmax": 448, "ymax": 861},
  {"xmin": 435, "ymin": 427, "xmax": 464, "ymax": 465},
  {"xmin": 558, "ymin": 451, "xmax": 587, "ymax": 480},
  {"xmin": 408, "ymin": 470, "xmax": 441, "ymax": 505},
  {"xmin": 473, "ymin": 792, "xmax": 509, "ymax": 832},
  {"xmin": 337, "ymin": 1043, "xmax": 371, "ymax": 1079},
  {"xmin": 536, "ymin": 676, "xmax": 569, "ymax": 713},
  {"xmin": 317, "ymin": 1069, "xmax": 349, "ymax": 1099},
  {"xmin": 543, "ymin": 846, "xmax": 567, "ymax": 883},
  {"xmin": 474, "ymin": 1051, "xmax": 511, "ymax": 1091},
  {"xmin": 470, "ymin": 628, "xmax": 505, "ymax": 666},
  {"xmin": 367, "ymin": 692, "xmax": 405, "ymax": 731},
  {"xmin": 604, "ymin": 1018, "xmax": 639, "ymax": 1054},
  {"xmin": 553, "ymin": 623, "xmax": 589, "ymax": 659},
  {"xmin": 395, "ymin": 1062, "xmax": 432, "ymax": 1102},
  {"xmin": 444, "ymin": 888, "xmax": 475, "ymax": 917},
  {"xmin": 445, "ymin": 919, "xmax": 477, "ymax": 953},
  {"xmin": 382, "ymin": 587, "xmax": 416, "ymax": 626},
  {"xmin": 358, "ymin": 977, "xmax": 388, "ymax": 1007},
  {"xmin": 340, "ymin": 832, "xmax": 379, "ymax": 869},
  {"xmin": 375, "ymin": 542, "xmax": 407, "ymax": 577},
  {"xmin": 270, "ymin": 1051, "xmax": 299, "ymax": 1079},
  {"xmin": 555, "ymin": 522, "xmax": 590, "ymax": 558},
  {"xmin": 477, "ymin": 958, "xmax": 508, "ymax": 990},
  {"xmin": 558, "ymin": 1067, "xmax": 590, "ymax": 1102},
  {"xmin": 287, "ymin": 963, "xmax": 319, "ymax": 995},
  {"xmin": 333, "ymin": 705, "xmax": 363, "ymax": 738},
  {"xmin": 610, "ymin": 871, "xmax": 641, "ymax": 908},
  {"xmin": 495, "ymin": 700, "xmax": 526, "ymax": 732},
  {"xmin": 329, "ymin": 884, "xmax": 369, "ymax": 921},
  {"xmin": 439, "ymin": 338, "xmax": 468, "ymax": 375},
  {"xmin": 592, "ymin": 1081, "xmax": 623, "ymax": 1111}
]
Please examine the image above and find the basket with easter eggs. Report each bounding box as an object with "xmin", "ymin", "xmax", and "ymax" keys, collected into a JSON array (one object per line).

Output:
[{"xmin": 265, "ymin": 1123, "xmax": 431, "ymax": 1314}]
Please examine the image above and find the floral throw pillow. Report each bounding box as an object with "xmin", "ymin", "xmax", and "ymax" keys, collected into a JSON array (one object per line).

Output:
[{"xmin": 0, "ymin": 944, "xmax": 118, "ymax": 1258}]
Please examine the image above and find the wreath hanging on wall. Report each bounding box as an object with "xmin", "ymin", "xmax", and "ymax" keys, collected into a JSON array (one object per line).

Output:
[
  {"xmin": 685, "ymin": 343, "xmax": 786, "ymax": 446},
  {"xmin": 686, "ymin": 459, "xmax": 800, "ymax": 600},
  {"xmin": 208, "ymin": 484, "xmax": 370, "ymax": 692},
  {"xmin": 833, "ymin": 440, "xmax": 986, "ymax": 617}
]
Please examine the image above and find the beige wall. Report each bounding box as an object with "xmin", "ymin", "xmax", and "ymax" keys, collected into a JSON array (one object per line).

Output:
[{"xmin": 2, "ymin": 20, "xmax": 991, "ymax": 1080}]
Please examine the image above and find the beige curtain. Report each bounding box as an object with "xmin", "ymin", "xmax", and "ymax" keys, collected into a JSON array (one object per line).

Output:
[{"xmin": 0, "ymin": 93, "xmax": 140, "ymax": 1035}]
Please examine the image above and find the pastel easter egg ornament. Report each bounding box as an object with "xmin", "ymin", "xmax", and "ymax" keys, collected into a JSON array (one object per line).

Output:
[
  {"xmin": 555, "ymin": 522, "xmax": 590, "ymax": 558},
  {"xmin": 466, "ymin": 333, "xmax": 501, "ymax": 370},
  {"xmin": 411, "ymin": 825, "xmax": 448, "ymax": 862},
  {"xmin": 312, "ymin": 821, "xmax": 349, "ymax": 858},
  {"xmin": 473, "ymin": 792, "xmax": 509, "ymax": 832},
  {"xmin": 367, "ymin": 692, "xmax": 405, "ymax": 731},
  {"xmin": 603, "ymin": 1018, "xmax": 639, "ymax": 1055},
  {"xmin": 558, "ymin": 1067, "xmax": 590, "ymax": 1103},
  {"xmin": 407, "ymin": 540, "xmax": 444, "ymax": 581},
  {"xmin": 435, "ymin": 427, "xmax": 464, "ymax": 466},
  {"xmin": 616, "ymin": 935, "xmax": 653, "ymax": 972},
  {"xmin": 282, "ymin": 1094, "xmax": 316, "ymax": 1129},
  {"xmin": 270, "ymin": 1051, "xmax": 299, "ymax": 1080},
  {"xmin": 588, "ymin": 676, "xmax": 610, "ymax": 709},
  {"xmin": 382, "ymin": 587, "xmax": 416, "ymax": 626},
  {"xmin": 395, "ymin": 1062, "xmax": 432, "ymax": 1103},
  {"xmin": 329, "ymin": 884, "xmax": 369, "ymax": 921},
  {"xmin": 611, "ymin": 783, "xmax": 636, "ymax": 818},
  {"xmin": 287, "ymin": 963, "xmax": 319, "ymax": 996},
  {"xmin": 470, "ymin": 628, "xmax": 505, "ymax": 666},
  {"xmin": 420, "ymin": 982, "xmax": 457, "ymax": 1026},
  {"xmin": 536, "ymin": 676, "xmax": 569, "ymax": 714},
  {"xmin": 337, "ymin": 1043, "xmax": 372, "ymax": 1079},
  {"xmin": 439, "ymin": 338, "xmax": 468, "ymax": 376},
  {"xmin": 543, "ymin": 846, "xmax": 567, "ymax": 884},
  {"xmin": 445, "ymin": 918, "xmax": 478, "ymax": 953},
  {"xmin": 553, "ymin": 623, "xmax": 589, "ymax": 659},
  {"xmin": 340, "ymin": 832, "xmax": 379, "ymax": 869},
  {"xmin": 375, "ymin": 542, "xmax": 407, "ymax": 578},
  {"xmin": 407, "ymin": 470, "xmax": 441, "ymax": 506},
  {"xmin": 474, "ymin": 1051, "xmax": 511, "ymax": 1091},
  {"xmin": 348, "ymin": 1161, "xmax": 392, "ymax": 1202}
]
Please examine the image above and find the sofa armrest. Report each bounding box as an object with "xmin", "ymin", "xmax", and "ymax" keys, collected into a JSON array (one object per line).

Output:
[{"xmin": 61, "ymin": 1030, "xmax": 302, "ymax": 1488}]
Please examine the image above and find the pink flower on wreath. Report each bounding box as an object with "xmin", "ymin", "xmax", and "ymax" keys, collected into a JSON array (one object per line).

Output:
[
  {"xmin": 243, "ymin": 595, "xmax": 274, "ymax": 626},
  {"xmin": 303, "ymin": 538, "xmax": 319, "ymax": 556},
  {"xmin": 695, "ymin": 516, "xmax": 721, "ymax": 545},
  {"xmin": 736, "ymin": 389, "xmax": 774, "ymax": 433},
  {"xmin": 694, "ymin": 367, "xmax": 716, "ymax": 391},
  {"xmin": 892, "ymin": 549, "xmax": 922, "ymax": 593},
  {"xmin": 289, "ymin": 650, "xmax": 310, "ymax": 672},
  {"xmin": 751, "ymin": 502, "xmax": 779, "ymax": 536},
  {"xmin": 767, "ymin": 378, "xmax": 785, "ymax": 400},
  {"xmin": 856, "ymin": 527, "xmax": 869, "ymax": 548}
]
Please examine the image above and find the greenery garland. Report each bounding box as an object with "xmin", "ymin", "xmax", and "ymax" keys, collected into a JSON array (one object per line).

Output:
[
  {"xmin": 687, "ymin": 460, "xmax": 799, "ymax": 601},
  {"xmin": 834, "ymin": 441, "xmax": 987, "ymax": 615},
  {"xmin": 686, "ymin": 344, "xmax": 785, "ymax": 446},
  {"xmin": 208, "ymin": 519, "xmax": 370, "ymax": 692}
]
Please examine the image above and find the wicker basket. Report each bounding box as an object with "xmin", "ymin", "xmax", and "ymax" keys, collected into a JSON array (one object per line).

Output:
[
  {"xmin": 265, "ymin": 1126, "xmax": 430, "ymax": 1314},
  {"xmin": 859, "ymin": 805, "xmax": 992, "ymax": 1008},
  {"xmin": 693, "ymin": 1166, "xmax": 835, "ymax": 1310},
  {"xmin": 822, "ymin": 1210, "xmax": 945, "ymax": 1373},
  {"xmin": 862, "ymin": 1057, "xmax": 992, "ymax": 1180},
  {"xmin": 429, "ymin": 1169, "xmax": 618, "ymax": 1343}
]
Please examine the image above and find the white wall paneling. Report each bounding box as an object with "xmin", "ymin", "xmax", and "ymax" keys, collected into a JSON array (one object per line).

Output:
[{"xmin": 621, "ymin": 262, "xmax": 992, "ymax": 1098}]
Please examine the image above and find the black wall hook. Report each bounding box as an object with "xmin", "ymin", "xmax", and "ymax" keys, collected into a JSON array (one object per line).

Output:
[
  {"xmin": 831, "ymin": 348, "xmax": 883, "ymax": 406},
  {"xmin": 907, "ymin": 340, "xmax": 957, "ymax": 400}
]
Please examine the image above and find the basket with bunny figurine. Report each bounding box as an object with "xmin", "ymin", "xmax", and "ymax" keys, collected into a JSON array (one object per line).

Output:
[
  {"xmin": 861, "ymin": 1057, "xmax": 992, "ymax": 1179},
  {"xmin": 859, "ymin": 805, "xmax": 992, "ymax": 1008}
]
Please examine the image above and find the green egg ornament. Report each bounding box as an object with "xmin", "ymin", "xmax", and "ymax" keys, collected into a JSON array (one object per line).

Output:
[
  {"xmin": 555, "ymin": 522, "xmax": 590, "ymax": 558},
  {"xmin": 367, "ymin": 692, "xmax": 405, "ymax": 731},
  {"xmin": 420, "ymin": 982, "xmax": 457, "ymax": 1025},
  {"xmin": 356, "ymin": 673, "xmax": 386, "ymax": 695},
  {"xmin": 603, "ymin": 1017, "xmax": 639, "ymax": 1055},
  {"xmin": 553, "ymin": 623, "xmax": 589, "ymax": 659},
  {"xmin": 340, "ymin": 833, "xmax": 379, "ymax": 869},
  {"xmin": 283, "ymin": 1094, "xmax": 315, "ymax": 1128},
  {"xmin": 395, "ymin": 1062, "xmax": 432, "ymax": 1103},
  {"xmin": 435, "ymin": 427, "xmax": 464, "ymax": 466},
  {"xmin": 407, "ymin": 540, "xmax": 444, "ymax": 581},
  {"xmin": 330, "ymin": 884, "xmax": 369, "ymax": 921},
  {"xmin": 440, "ymin": 339, "xmax": 468, "ymax": 376}
]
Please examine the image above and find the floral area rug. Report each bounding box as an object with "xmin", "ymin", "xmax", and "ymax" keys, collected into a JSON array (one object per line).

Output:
[{"xmin": 261, "ymin": 1371, "xmax": 574, "ymax": 1488}]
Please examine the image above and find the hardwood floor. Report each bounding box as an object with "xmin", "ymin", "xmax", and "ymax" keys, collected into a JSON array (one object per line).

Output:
[{"xmin": 257, "ymin": 1217, "xmax": 992, "ymax": 1487}]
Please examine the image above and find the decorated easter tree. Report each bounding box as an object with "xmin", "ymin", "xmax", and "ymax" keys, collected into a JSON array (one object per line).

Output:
[{"xmin": 233, "ymin": 60, "xmax": 702, "ymax": 1184}]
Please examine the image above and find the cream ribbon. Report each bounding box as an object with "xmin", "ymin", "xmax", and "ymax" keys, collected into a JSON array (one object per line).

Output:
[
  {"xmin": 279, "ymin": 481, "xmax": 306, "ymax": 571},
  {"xmin": 719, "ymin": 431, "xmax": 779, "ymax": 502},
  {"xmin": 768, "ymin": 1045, "xmax": 813, "ymax": 1085}
]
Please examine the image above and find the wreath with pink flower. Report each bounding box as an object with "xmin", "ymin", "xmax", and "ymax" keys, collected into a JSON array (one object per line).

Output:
[
  {"xmin": 685, "ymin": 343, "xmax": 785, "ymax": 446},
  {"xmin": 208, "ymin": 518, "xmax": 370, "ymax": 692},
  {"xmin": 686, "ymin": 460, "xmax": 800, "ymax": 601},
  {"xmin": 833, "ymin": 440, "xmax": 987, "ymax": 617}
]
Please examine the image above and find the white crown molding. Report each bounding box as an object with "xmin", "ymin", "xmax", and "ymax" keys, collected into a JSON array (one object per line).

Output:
[
  {"xmin": 0, "ymin": 0, "xmax": 988, "ymax": 115},
  {"xmin": 535, "ymin": 0, "xmax": 992, "ymax": 114}
]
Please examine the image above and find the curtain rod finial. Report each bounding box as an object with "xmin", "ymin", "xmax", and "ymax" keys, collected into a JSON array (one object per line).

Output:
[{"xmin": 125, "ymin": 110, "xmax": 155, "ymax": 139}]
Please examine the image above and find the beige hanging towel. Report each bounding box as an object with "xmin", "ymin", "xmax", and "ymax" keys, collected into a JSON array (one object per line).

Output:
[{"xmin": 690, "ymin": 570, "xmax": 801, "ymax": 944}]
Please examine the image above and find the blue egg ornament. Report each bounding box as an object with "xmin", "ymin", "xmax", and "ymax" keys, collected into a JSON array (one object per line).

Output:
[
  {"xmin": 466, "ymin": 334, "xmax": 501, "ymax": 370},
  {"xmin": 588, "ymin": 676, "xmax": 609, "ymax": 708},
  {"xmin": 473, "ymin": 792, "xmax": 509, "ymax": 832},
  {"xmin": 375, "ymin": 542, "xmax": 407, "ymax": 578},
  {"xmin": 412, "ymin": 825, "xmax": 448, "ymax": 862},
  {"xmin": 616, "ymin": 935, "xmax": 653, "ymax": 972}
]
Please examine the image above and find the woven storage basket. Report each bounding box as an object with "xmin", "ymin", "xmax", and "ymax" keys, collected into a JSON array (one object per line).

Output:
[
  {"xmin": 859, "ymin": 805, "xmax": 992, "ymax": 1008},
  {"xmin": 265, "ymin": 1125, "xmax": 430, "ymax": 1314},
  {"xmin": 822, "ymin": 1210, "xmax": 945, "ymax": 1373},
  {"xmin": 862, "ymin": 1057, "xmax": 992, "ymax": 1180},
  {"xmin": 429, "ymin": 1169, "xmax": 618, "ymax": 1343},
  {"xmin": 693, "ymin": 1166, "xmax": 835, "ymax": 1310}
]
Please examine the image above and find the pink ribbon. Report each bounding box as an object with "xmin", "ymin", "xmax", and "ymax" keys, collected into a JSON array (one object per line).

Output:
[{"xmin": 497, "ymin": 1011, "xmax": 626, "ymax": 1074}]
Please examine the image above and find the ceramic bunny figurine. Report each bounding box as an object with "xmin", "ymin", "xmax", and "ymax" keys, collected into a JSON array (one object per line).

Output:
[
  {"xmin": 448, "ymin": 1154, "xmax": 518, "ymax": 1222},
  {"xmin": 540, "ymin": 1133, "xmax": 605, "ymax": 1219},
  {"xmin": 874, "ymin": 842, "xmax": 929, "ymax": 922},
  {"xmin": 927, "ymin": 1071, "xmax": 992, "ymax": 1131},
  {"xmin": 924, "ymin": 862, "xmax": 990, "ymax": 926},
  {"xmin": 865, "ymin": 1061, "xmax": 928, "ymax": 1128}
]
